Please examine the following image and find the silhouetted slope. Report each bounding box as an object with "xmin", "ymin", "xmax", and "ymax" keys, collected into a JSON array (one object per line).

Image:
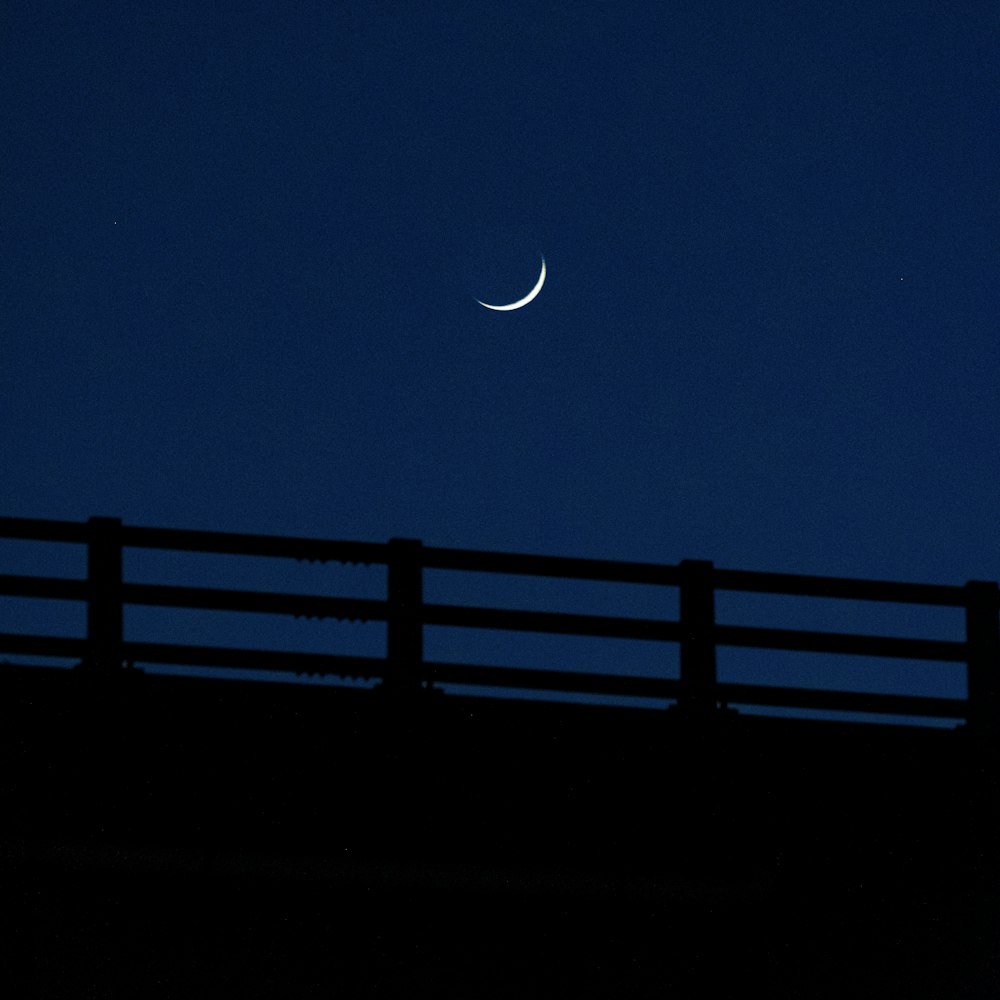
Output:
[{"xmin": 2, "ymin": 664, "xmax": 997, "ymax": 997}]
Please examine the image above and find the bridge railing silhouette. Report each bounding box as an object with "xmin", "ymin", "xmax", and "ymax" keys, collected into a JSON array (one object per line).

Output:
[{"xmin": 0, "ymin": 515, "xmax": 997, "ymax": 729}]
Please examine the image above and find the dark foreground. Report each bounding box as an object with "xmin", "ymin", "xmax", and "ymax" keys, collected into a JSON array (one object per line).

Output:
[{"xmin": 2, "ymin": 665, "xmax": 997, "ymax": 998}]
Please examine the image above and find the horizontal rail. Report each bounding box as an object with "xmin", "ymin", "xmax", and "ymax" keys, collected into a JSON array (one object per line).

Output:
[
  {"xmin": 424, "ymin": 603, "xmax": 682, "ymax": 641},
  {"xmin": 0, "ymin": 575, "xmax": 385, "ymax": 620},
  {"xmin": 716, "ymin": 624, "xmax": 968, "ymax": 663},
  {"xmin": 0, "ymin": 516, "xmax": 88, "ymax": 543},
  {"xmin": 0, "ymin": 515, "xmax": 988, "ymax": 609},
  {"xmin": 0, "ymin": 517, "xmax": 383, "ymax": 564},
  {"xmin": 123, "ymin": 583, "xmax": 384, "ymax": 621},
  {"xmin": 0, "ymin": 574, "xmax": 87, "ymax": 601},
  {"xmin": 0, "ymin": 632, "xmax": 383, "ymax": 678},
  {"xmin": 427, "ymin": 661, "xmax": 679, "ymax": 698},
  {"xmin": 714, "ymin": 568, "xmax": 969, "ymax": 607},
  {"xmin": 121, "ymin": 525, "xmax": 386, "ymax": 564},
  {"xmin": 0, "ymin": 632, "xmax": 86, "ymax": 658},
  {"xmin": 423, "ymin": 545, "xmax": 681, "ymax": 585},
  {"xmin": 0, "ymin": 632, "xmax": 965, "ymax": 719},
  {"xmin": 0, "ymin": 576, "xmax": 973, "ymax": 662},
  {"xmin": 122, "ymin": 641, "xmax": 384, "ymax": 678},
  {"xmin": 717, "ymin": 681, "xmax": 966, "ymax": 719}
]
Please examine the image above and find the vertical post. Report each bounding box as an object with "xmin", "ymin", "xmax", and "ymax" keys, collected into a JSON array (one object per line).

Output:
[
  {"xmin": 965, "ymin": 580, "xmax": 999, "ymax": 744},
  {"xmin": 386, "ymin": 538, "xmax": 424, "ymax": 692},
  {"xmin": 86, "ymin": 516, "xmax": 123, "ymax": 673},
  {"xmin": 678, "ymin": 559, "xmax": 717, "ymax": 716}
]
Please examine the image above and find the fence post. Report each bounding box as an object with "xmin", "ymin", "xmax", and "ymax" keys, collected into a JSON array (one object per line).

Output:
[
  {"xmin": 678, "ymin": 559, "xmax": 717, "ymax": 715},
  {"xmin": 965, "ymin": 580, "xmax": 999, "ymax": 746},
  {"xmin": 386, "ymin": 538, "xmax": 424, "ymax": 692},
  {"xmin": 85, "ymin": 516, "xmax": 123, "ymax": 673}
]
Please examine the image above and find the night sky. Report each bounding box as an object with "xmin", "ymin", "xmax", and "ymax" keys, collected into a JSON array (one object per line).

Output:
[{"xmin": 2, "ymin": 2, "xmax": 997, "ymax": 715}]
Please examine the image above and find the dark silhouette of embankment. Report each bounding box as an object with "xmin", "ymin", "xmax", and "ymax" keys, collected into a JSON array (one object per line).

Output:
[{"xmin": 1, "ymin": 516, "xmax": 997, "ymax": 996}]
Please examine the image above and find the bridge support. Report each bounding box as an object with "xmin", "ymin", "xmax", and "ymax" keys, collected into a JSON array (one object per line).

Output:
[
  {"xmin": 965, "ymin": 580, "xmax": 999, "ymax": 756},
  {"xmin": 678, "ymin": 559, "xmax": 717, "ymax": 716},
  {"xmin": 84, "ymin": 516, "xmax": 123, "ymax": 674},
  {"xmin": 385, "ymin": 537, "xmax": 425, "ymax": 693}
]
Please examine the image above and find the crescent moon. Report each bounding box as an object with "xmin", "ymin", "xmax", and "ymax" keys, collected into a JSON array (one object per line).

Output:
[{"xmin": 476, "ymin": 256, "xmax": 546, "ymax": 311}]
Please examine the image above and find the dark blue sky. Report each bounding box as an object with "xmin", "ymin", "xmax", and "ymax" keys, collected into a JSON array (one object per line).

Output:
[{"xmin": 2, "ymin": 3, "xmax": 997, "ymax": 713}]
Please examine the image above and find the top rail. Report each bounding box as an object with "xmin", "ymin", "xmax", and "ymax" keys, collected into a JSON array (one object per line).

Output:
[
  {"xmin": 0, "ymin": 515, "xmax": 984, "ymax": 607},
  {"xmin": 0, "ymin": 517, "xmax": 385, "ymax": 564},
  {"xmin": 713, "ymin": 568, "xmax": 968, "ymax": 608},
  {"xmin": 423, "ymin": 545, "xmax": 681, "ymax": 585},
  {"xmin": 0, "ymin": 516, "xmax": 89, "ymax": 544},
  {"xmin": 122, "ymin": 525, "xmax": 387, "ymax": 565}
]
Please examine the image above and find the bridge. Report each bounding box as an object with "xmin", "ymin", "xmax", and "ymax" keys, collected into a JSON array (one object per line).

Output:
[{"xmin": 1, "ymin": 516, "xmax": 997, "ymax": 996}]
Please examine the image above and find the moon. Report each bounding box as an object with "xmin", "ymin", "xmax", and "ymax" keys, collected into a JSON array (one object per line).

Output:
[{"xmin": 476, "ymin": 256, "xmax": 546, "ymax": 311}]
